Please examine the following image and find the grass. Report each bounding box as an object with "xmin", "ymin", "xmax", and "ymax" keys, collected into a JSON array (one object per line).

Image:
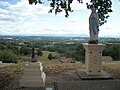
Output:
[
  {"xmin": 19, "ymin": 51, "xmax": 61, "ymax": 62},
  {"xmin": 42, "ymin": 61, "xmax": 85, "ymax": 75},
  {"xmin": 38, "ymin": 51, "xmax": 61, "ymax": 61},
  {"xmin": 20, "ymin": 56, "xmax": 31, "ymax": 62},
  {"xmin": 41, "ymin": 60, "xmax": 120, "ymax": 79},
  {"xmin": 102, "ymin": 61, "xmax": 120, "ymax": 79},
  {"xmin": 0, "ymin": 64, "xmax": 22, "ymax": 88}
]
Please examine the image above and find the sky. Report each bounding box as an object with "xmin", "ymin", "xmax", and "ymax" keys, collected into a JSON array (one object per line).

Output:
[{"xmin": 0, "ymin": 0, "xmax": 120, "ymax": 37}]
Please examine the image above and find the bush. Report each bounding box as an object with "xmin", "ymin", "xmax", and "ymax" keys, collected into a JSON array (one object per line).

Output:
[
  {"xmin": 48, "ymin": 53, "xmax": 52, "ymax": 61},
  {"xmin": 0, "ymin": 50, "xmax": 18, "ymax": 63},
  {"xmin": 19, "ymin": 46, "xmax": 31, "ymax": 56}
]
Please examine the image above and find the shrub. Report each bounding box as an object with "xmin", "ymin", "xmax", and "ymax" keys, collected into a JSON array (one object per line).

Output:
[
  {"xmin": 48, "ymin": 53, "xmax": 52, "ymax": 61},
  {"xmin": 0, "ymin": 50, "xmax": 18, "ymax": 63}
]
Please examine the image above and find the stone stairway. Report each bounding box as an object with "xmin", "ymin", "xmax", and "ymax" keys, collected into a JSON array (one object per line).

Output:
[{"xmin": 20, "ymin": 61, "xmax": 46, "ymax": 88}]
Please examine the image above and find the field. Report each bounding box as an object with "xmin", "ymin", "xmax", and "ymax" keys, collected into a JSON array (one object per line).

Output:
[{"xmin": 38, "ymin": 51, "xmax": 61, "ymax": 61}]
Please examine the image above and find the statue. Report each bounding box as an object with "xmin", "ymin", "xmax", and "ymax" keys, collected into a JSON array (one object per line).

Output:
[
  {"xmin": 32, "ymin": 47, "xmax": 35, "ymax": 59},
  {"xmin": 89, "ymin": 8, "xmax": 99, "ymax": 44},
  {"xmin": 31, "ymin": 47, "xmax": 37, "ymax": 62}
]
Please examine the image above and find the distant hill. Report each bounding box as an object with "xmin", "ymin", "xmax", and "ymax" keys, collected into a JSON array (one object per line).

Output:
[
  {"xmin": 0, "ymin": 34, "xmax": 89, "ymax": 37},
  {"xmin": 0, "ymin": 34, "xmax": 119, "ymax": 38}
]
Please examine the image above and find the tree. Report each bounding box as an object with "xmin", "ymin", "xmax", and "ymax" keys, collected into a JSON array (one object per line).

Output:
[
  {"xmin": 37, "ymin": 49, "xmax": 43, "ymax": 56},
  {"xmin": 0, "ymin": 44, "xmax": 5, "ymax": 50},
  {"xmin": 19, "ymin": 46, "xmax": 31, "ymax": 56},
  {"xmin": 103, "ymin": 44, "xmax": 120, "ymax": 60},
  {"xmin": 0, "ymin": 50, "xmax": 18, "ymax": 63},
  {"xmin": 48, "ymin": 53, "xmax": 53, "ymax": 60},
  {"xmin": 74, "ymin": 43, "xmax": 85, "ymax": 63},
  {"xmin": 28, "ymin": 0, "xmax": 113, "ymax": 26}
]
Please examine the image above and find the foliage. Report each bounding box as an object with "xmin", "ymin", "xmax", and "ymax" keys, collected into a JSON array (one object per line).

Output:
[
  {"xmin": 0, "ymin": 36, "xmax": 120, "ymax": 62},
  {"xmin": 74, "ymin": 43, "xmax": 85, "ymax": 63},
  {"xmin": 38, "ymin": 51, "xmax": 61, "ymax": 61},
  {"xmin": 19, "ymin": 46, "xmax": 31, "ymax": 56},
  {"xmin": 0, "ymin": 50, "xmax": 18, "ymax": 63},
  {"xmin": 87, "ymin": 0, "xmax": 112, "ymax": 26},
  {"xmin": 64, "ymin": 51, "xmax": 75, "ymax": 58},
  {"xmin": 103, "ymin": 44, "xmax": 120, "ymax": 60},
  {"xmin": 28, "ymin": 0, "xmax": 42, "ymax": 5},
  {"xmin": 37, "ymin": 49, "xmax": 43, "ymax": 56},
  {"xmin": 48, "ymin": 0, "xmax": 79, "ymax": 17},
  {"xmin": 48, "ymin": 53, "xmax": 53, "ymax": 60},
  {"xmin": 0, "ymin": 44, "xmax": 6, "ymax": 50},
  {"xmin": 28, "ymin": 0, "xmax": 113, "ymax": 26}
]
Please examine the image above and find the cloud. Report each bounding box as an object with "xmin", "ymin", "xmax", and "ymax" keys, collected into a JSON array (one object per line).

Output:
[
  {"xmin": 0, "ymin": 1, "xmax": 10, "ymax": 6},
  {"xmin": 8, "ymin": 0, "xmax": 50, "ymax": 15},
  {"xmin": 5, "ymin": 0, "xmax": 51, "ymax": 22},
  {"xmin": 99, "ymin": 22, "xmax": 120, "ymax": 37},
  {"xmin": 0, "ymin": 0, "xmax": 119, "ymax": 37},
  {"xmin": 71, "ymin": 0, "xmax": 90, "ymax": 10},
  {"xmin": 0, "ymin": 8, "xmax": 9, "ymax": 14},
  {"xmin": 0, "ymin": 13, "xmax": 19, "ymax": 22},
  {"xmin": 0, "ymin": 0, "xmax": 52, "ymax": 35},
  {"xmin": 0, "ymin": 17, "xmax": 16, "ymax": 22}
]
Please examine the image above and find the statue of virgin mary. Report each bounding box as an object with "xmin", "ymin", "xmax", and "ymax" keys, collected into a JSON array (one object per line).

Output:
[{"xmin": 89, "ymin": 8, "xmax": 99, "ymax": 43}]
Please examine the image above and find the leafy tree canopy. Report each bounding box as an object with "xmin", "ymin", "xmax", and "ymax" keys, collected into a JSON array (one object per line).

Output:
[{"xmin": 28, "ymin": 0, "xmax": 113, "ymax": 26}]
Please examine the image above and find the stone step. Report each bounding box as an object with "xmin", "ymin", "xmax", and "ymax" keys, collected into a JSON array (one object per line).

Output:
[
  {"xmin": 23, "ymin": 67, "xmax": 40, "ymax": 72},
  {"xmin": 20, "ymin": 62, "xmax": 46, "ymax": 88},
  {"xmin": 25, "ymin": 63, "xmax": 40, "ymax": 68},
  {"xmin": 20, "ymin": 77, "xmax": 45, "ymax": 87},
  {"xmin": 21, "ymin": 76, "xmax": 43, "ymax": 80},
  {"xmin": 22, "ymin": 72, "xmax": 41, "ymax": 77}
]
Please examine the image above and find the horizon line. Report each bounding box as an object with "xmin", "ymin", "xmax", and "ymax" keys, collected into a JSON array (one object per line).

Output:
[{"xmin": 0, "ymin": 34, "xmax": 120, "ymax": 38}]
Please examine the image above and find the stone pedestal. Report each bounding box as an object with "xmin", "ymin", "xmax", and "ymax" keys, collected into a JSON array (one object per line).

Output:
[
  {"xmin": 83, "ymin": 43, "xmax": 105, "ymax": 75},
  {"xmin": 31, "ymin": 55, "xmax": 37, "ymax": 62},
  {"xmin": 77, "ymin": 43, "xmax": 113, "ymax": 80}
]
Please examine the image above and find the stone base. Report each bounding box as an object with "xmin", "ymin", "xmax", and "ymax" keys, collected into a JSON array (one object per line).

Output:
[
  {"xmin": 31, "ymin": 56, "xmax": 37, "ymax": 62},
  {"xmin": 76, "ymin": 69, "xmax": 113, "ymax": 80}
]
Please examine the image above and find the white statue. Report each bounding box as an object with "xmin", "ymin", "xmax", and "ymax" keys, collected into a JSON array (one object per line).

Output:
[{"xmin": 89, "ymin": 8, "xmax": 99, "ymax": 43}]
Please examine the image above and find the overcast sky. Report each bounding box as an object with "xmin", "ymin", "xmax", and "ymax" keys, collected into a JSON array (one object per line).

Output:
[{"xmin": 0, "ymin": 0, "xmax": 120, "ymax": 37}]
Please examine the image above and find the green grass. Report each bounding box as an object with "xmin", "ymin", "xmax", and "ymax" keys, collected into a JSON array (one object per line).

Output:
[
  {"xmin": 19, "ymin": 51, "xmax": 61, "ymax": 62},
  {"xmin": 38, "ymin": 51, "xmax": 61, "ymax": 61},
  {"xmin": 20, "ymin": 56, "xmax": 31, "ymax": 62}
]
